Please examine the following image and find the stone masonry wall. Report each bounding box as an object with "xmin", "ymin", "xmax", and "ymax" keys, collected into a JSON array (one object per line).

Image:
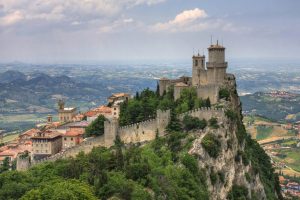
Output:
[
  {"xmin": 119, "ymin": 119, "xmax": 157, "ymax": 144},
  {"xmin": 178, "ymin": 107, "xmax": 225, "ymax": 122},
  {"xmin": 105, "ymin": 109, "xmax": 171, "ymax": 146},
  {"xmin": 33, "ymin": 136, "xmax": 105, "ymax": 165}
]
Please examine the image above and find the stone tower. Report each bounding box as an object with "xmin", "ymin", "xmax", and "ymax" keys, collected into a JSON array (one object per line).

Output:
[
  {"xmin": 192, "ymin": 54, "xmax": 206, "ymax": 86},
  {"xmin": 104, "ymin": 118, "xmax": 119, "ymax": 147},
  {"xmin": 206, "ymin": 41, "xmax": 228, "ymax": 84},
  {"xmin": 58, "ymin": 99, "xmax": 65, "ymax": 110}
]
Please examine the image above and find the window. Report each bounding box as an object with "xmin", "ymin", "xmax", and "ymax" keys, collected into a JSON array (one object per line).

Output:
[
  {"xmin": 114, "ymin": 108, "xmax": 116, "ymax": 110},
  {"xmin": 114, "ymin": 112, "xmax": 116, "ymax": 115},
  {"xmin": 71, "ymin": 138, "xmax": 73, "ymax": 141},
  {"xmin": 195, "ymin": 60, "xmax": 198, "ymax": 66},
  {"xmin": 64, "ymin": 137, "xmax": 67, "ymax": 141}
]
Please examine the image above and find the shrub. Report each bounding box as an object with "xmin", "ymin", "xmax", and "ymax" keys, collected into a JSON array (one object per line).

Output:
[
  {"xmin": 225, "ymin": 109, "xmax": 238, "ymax": 121},
  {"xmin": 227, "ymin": 185, "xmax": 248, "ymax": 200},
  {"xmin": 201, "ymin": 133, "xmax": 221, "ymax": 158},
  {"xmin": 219, "ymin": 88, "xmax": 230, "ymax": 100},
  {"xmin": 218, "ymin": 171, "xmax": 225, "ymax": 183},
  {"xmin": 210, "ymin": 170, "xmax": 217, "ymax": 185},
  {"xmin": 182, "ymin": 115, "xmax": 207, "ymax": 131},
  {"xmin": 209, "ymin": 117, "xmax": 219, "ymax": 129}
]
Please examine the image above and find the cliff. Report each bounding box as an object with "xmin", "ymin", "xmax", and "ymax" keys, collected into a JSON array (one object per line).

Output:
[
  {"xmin": 186, "ymin": 77, "xmax": 282, "ymax": 199},
  {"xmin": 1, "ymin": 77, "xmax": 283, "ymax": 200}
]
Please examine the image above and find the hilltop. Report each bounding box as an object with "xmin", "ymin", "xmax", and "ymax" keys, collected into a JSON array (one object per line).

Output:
[{"xmin": 0, "ymin": 77, "xmax": 283, "ymax": 200}]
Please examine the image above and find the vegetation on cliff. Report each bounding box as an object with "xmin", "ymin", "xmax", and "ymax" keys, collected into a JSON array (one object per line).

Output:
[
  {"xmin": 0, "ymin": 127, "xmax": 209, "ymax": 200},
  {"xmin": 119, "ymin": 87, "xmax": 210, "ymax": 126},
  {"xmin": 0, "ymin": 86, "xmax": 283, "ymax": 199}
]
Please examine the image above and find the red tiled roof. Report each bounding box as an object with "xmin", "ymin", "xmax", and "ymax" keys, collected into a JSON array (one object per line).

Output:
[
  {"xmin": 85, "ymin": 110, "xmax": 98, "ymax": 117},
  {"xmin": 64, "ymin": 129, "xmax": 84, "ymax": 137},
  {"xmin": 31, "ymin": 130, "xmax": 61, "ymax": 139},
  {"xmin": 21, "ymin": 128, "xmax": 39, "ymax": 137}
]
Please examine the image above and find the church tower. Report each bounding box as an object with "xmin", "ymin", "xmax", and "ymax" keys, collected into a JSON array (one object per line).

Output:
[
  {"xmin": 206, "ymin": 41, "xmax": 228, "ymax": 84},
  {"xmin": 192, "ymin": 53, "xmax": 206, "ymax": 86}
]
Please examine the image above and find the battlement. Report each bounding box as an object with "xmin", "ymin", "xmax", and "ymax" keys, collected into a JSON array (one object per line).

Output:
[
  {"xmin": 178, "ymin": 107, "xmax": 225, "ymax": 121},
  {"xmin": 119, "ymin": 118, "xmax": 156, "ymax": 130}
]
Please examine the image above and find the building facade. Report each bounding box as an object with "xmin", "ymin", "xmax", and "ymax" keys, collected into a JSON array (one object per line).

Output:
[
  {"xmin": 57, "ymin": 100, "xmax": 77, "ymax": 123},
  {"xmin": 31, "ymin": 131, "xmax": 62, "ymax": 160}
]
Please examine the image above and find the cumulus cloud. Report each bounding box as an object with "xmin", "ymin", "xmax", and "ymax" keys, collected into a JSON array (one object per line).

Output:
[
  {"xmin": 0, "ymin": 10, "xmax": 24, "ymax": 26},
  {"xmin": 152, "ymin": 8, "xmax": 207, "ymax": 32},
  {"xmin": 0, "ymin": 0, "xmax": 166, "ymax": 29},
  {"xmin": 150, "ymin": 8, "xmax": 246, "ymax": 33}
]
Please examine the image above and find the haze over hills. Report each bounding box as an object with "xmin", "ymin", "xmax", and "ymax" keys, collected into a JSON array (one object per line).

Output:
[{"xmin": 0, "ymin": 60, "xmax": 300, "ymax": 133}]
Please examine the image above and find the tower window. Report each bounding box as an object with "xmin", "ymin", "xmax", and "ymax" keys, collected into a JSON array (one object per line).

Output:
[{"xmin": 195, "ymin": 60, "xmax": 198, "ymax": 66}]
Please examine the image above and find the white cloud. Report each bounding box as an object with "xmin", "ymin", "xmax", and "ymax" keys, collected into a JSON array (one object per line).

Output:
[
  {"xmin": 150, "ymin": 8, "xmax": 247, "ymax": 33},
  {"xmin": 152, "ymin": 8, "xmax": 207, "ymax": 32},
  {"xmin": 98, "ymin": 18, "xmax": 135, "ymax": 33},
  {"xmin": 0, "ymin": 10, "xmax": 24, "ymax": 26},
  {"xmin": 0, "ymin": 0, "xmax": 166, "ymax": 29}
]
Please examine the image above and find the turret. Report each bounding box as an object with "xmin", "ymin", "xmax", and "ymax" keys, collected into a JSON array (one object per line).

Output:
[
  {"xmin": 206, "ymin": 41, "xmax": 228, "ymax": 84},
  {"xmin": 58, "ymin": 99, "xmax": 65, "ymax": 110},
  {"xmin": 192, "ymin": 54, "xmax": 206, "ymax": 86}
]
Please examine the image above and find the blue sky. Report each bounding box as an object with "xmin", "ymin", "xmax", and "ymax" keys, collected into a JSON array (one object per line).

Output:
[{"xmin": 0, "ymin": 0, "xmax": 299, "ymax": 63}]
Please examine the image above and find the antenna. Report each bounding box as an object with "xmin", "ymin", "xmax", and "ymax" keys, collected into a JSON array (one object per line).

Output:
[
  {"xmin": 210, "ymin": 35, "xmax": 213, "ymax": 45},
  {"xmin": 217, "ymin": 40, "xmax": 219, "ymax": 45},
  {"xmin": 193, "ymin": 48, "xmax": 195, "ymax": 55},
  {"xmin": 198, "ymin": 49, "xmax": 200, "ymax": 56}
]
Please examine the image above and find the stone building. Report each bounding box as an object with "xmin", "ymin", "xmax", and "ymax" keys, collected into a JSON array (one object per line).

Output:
[
  {"xmin": 108, "ymin": 93, "xmax": 130, "ymax": 105},
  {"xmin": 159, "ymin": 41, "xmax": 228, "ymax": 103},
  {"xmin": 31, "ymin": 130, "xmax": 62, "ymax": 160},
  {"xmin": 57, "ymin": 100, "xmax": 77, "ymax": 123},
  {"xmin": 62, "ymin": 129, "xmax": 84, "ymax": 149}
]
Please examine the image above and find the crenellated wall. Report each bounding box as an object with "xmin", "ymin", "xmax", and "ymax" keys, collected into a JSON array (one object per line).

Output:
[
  {"xmin": 178, "ymin": 107, "xmax": 225, "ymax": 122},
  {"xmin": 104, "ymin": 109, "xmax": 171, "ymax": 147},
  {"xmin": 119, "ymin": 119, "xmax": 157, "ymax": 144}
]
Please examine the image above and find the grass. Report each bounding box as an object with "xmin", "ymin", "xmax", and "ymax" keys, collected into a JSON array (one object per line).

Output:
[
  {"xmin": 2, "ymin": 133, "xmax": 19, "ymax": 143},
  {"xmin": 256, "ymin": 125, "xmax": 273, "ymax": 140},
  {"xmin": 273, "ymin": 148, "xmax": 300, "ymax": 172}
]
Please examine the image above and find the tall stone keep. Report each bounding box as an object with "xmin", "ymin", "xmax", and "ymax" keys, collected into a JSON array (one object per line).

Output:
[
  {"xmin": 206, "ymin": 41, "xmax": 228, "ymax": 84},
  {"xmin": 192, "ymin": 54, "xmax": 207, "ymax": 86}
]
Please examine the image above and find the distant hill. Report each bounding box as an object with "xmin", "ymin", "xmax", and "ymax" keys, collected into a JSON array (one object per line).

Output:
[
  {"xmin": 240, "ymin": 91, "xmax": 300, "ymax": 122},
  {"xmin": 0, "ymin": 70, "xmax": 27, "ymax": 83}
]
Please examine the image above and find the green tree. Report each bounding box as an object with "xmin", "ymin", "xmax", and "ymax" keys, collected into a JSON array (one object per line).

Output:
[
  {"xmin": 21, "ymin": 179, "xmax": 97, "ymax": 200},
  {"xmin": 0, "ymin": 157, "xmax": 10, "ymax": 173},
  {"xmin": 85, "ymin": 115, "xmax": 105, "ymax": 137}
]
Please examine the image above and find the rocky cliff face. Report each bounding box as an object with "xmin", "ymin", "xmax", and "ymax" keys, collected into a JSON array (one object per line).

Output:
[{"xmin": 188, "ymin": 77, "xmax": 282, "ymax": 200}]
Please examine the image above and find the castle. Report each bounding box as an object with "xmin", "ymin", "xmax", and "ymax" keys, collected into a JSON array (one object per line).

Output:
[
  {"xmin": 17, "ymin": 41, "xmax": 233, "ymax": 169},
  {"xmin": 159, "ymin": 41, "xmax": 228, "ymax": 103}
]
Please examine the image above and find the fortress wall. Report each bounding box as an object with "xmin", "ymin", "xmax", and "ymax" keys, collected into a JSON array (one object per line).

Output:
[
  {"xmin": 178, "ymin": 107, "xmax": 225, "ymax": 122},
  {"xmin": 117, "ymin": 109, "xmax": 171, "ymax": 144},
  {"xmin": 16, "ymin": 157, "xmax": 31, "ymax": 171},
  {"xmin": 119, "ymin": 119, "xmax": 157, "ymax": 144},
  {"xmin": 33, "ymin": 136, "xmax": 105, "ymax": 165},
  {"xmin": 196, "ymin": 84, "xmax": 219, "ymax": 104}
]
